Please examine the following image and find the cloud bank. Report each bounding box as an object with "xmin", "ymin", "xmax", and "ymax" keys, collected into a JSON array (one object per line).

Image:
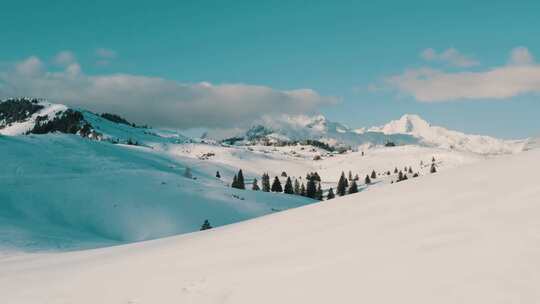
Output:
[
  {"xmin": 0, "ymin": 54, "xmax": 337, "ymax": 129},
  {"xmin": 388, "ymin": 47, "xmax": 540, "ymax": 102},
  {"xmin": 420, "ymin": 48, "xmax": 479, "ymax": 68}
]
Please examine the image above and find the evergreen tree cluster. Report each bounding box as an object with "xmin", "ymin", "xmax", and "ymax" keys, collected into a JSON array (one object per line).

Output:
[{"xmin": 231, "ymin": 169, "xmax": 245, "ymax": 189}]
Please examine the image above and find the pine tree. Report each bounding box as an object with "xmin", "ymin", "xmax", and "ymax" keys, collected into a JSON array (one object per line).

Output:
[
  {"xmin": 200, "ymin": 219, "xmax": 212, "ymax": 231},
  {"xmin": 306, "ymin": 178, "xmax": 317, "ymax": 198},
  {"xmin": 215, "ymin": 171, "xmax": 221, "ymax": 178},
  {"xmin": 300, "ymin": 183, "xmax": 306, "ymax": 196},
  {"xmin": 408, "ymin": 167, "xmax": 413, "ymax": 174},
  {"xmin": 231, "ymin": 174, "xmax": 238, "ymax": 188},
  {"xmin": 397, "ymin": 171, "xmax": 404, "ymax": 181},
  {"xmin": 348, "ymin": 180, "xmax": 359, "ymax": 194},
  {"xmin": 371, "ymin": 170, "xmax": 376, "ymax": 179},
  {"xmin": 337, "ymin": 172, "xmax": 348, "ymax": 196},
  {"xmin": 252, "ymin": 178, "xmax": 260, "ymax": 191},
  {"xmin": 326, "ymin": 188, "xmax": 335, "ymax": 200},
  {"xmin": 365, "ymin": 174, "xmax": 371, "ymax": 185},
  {"xmin": 271, "ymin": 176, "xmax": 283, "ymax": 192},
  {"xmin": 394, "ymin": 167, "xmax": 398, "ymax": 174},
  {"xmin": 236, "ymin": 169, "xmax": 245, "ymax": 189},
  {"xmin": 281, "ymin": 171, "xmax": 288, "ymax": 177},
  {"xmin": 284, "ymin": 177, "xmax": 294, "ymax": 194},
  {"xmin": 430, "ymin": 163, "xmax": 437, "ymax": 173},
  {"xmin": 432, "ymin": 156, "xmax": 436, "ymax": 162},
  {"xmin": 262, "ymin": 173, "xmax": 271, "ymax": 192},
  {"xmin": 315, "ymin": 183, "xmax": 323, "ymax": 200},
  {"xmin": 184, "ymin": 167, "xmax": 193, "ymax": 179},
  {"xmin": 294, "ymin": 179, "xmax": 301, "ymax": 195},
  {"xmin": 354, "ymin": 174, "xmax": 359, "ymax": 181},
  {"xmin": 348, "ymin": 171, "xmax": 353, "ymax": 181}
]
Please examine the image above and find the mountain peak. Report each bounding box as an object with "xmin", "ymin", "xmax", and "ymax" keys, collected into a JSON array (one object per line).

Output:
[{"xmin": 378, "ymin": 114, "xmax": 431, "ymax": 134}]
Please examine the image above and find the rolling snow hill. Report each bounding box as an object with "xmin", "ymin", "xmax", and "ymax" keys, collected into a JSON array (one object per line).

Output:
[
  {"xmin": 0, "ymin": 134, "xmax": 314, "ymax": 251},
  {"xmin": 2, "ymin": 144, "xmax": 539, "ymax": 303}
]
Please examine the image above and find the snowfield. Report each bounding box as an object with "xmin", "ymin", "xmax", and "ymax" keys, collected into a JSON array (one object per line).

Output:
[
  {"xmin": 0, "ymin": 134, "xmax": 314, "ymax": 251},
  {"xmin": 2, "ymin": 98, "xmax": 537, "ymax": 303},
  {"xmin": 1, "ymin": 146, "xmax": 539, "ymax": 303}
]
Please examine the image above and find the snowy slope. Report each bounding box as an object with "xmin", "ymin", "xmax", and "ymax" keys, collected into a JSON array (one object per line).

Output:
[
  {"xmin": 2, "ymin": 146, "xmax": 539, "ymax": 303},
  {"xmin": 0, "ymin": 134, "xmax": 313, "ymax": 251},
  {"xmin": 370, "ymin": 114, "xmax": 524, "ymax": 154},
  {"xmin": 162, "ymin": 142, "xmax": 484, "ymax": 190},
  {"xmin": 0, "ymin": 99, "xmax": 68, "ymax": 136}
]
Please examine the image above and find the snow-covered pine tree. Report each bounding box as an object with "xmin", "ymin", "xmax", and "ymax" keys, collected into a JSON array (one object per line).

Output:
[
  {"xmin": 300, "ymin": 183, "xmax": 306, "ymax": 196},
  {"xmin": 326, "ymin": 187, "xmax": 335, "ymax": 200},
  {"xmin": 271, "ymin": 176, "xmax": 283, "ymax": 192},
  {"xmin": 216, "ymin": 171, "xmax": 221, "ymax": 178},
  {"xmin": 430, "ymin": 163, "xmax": 437, "ymax": 173},
  {"xmin": 371, "ymin": 170, "xmax": 376, "ymax": 179},
  {"xmin": 284, "ymin": 177, "xmax": 294, "ymax": 194},
  {"xmin": 200, "ymin": 219, "xmax": 212, "ymax": 231}
]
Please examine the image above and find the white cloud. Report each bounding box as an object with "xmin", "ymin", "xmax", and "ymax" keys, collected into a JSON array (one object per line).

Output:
[
  {"xmin": 508, "ymin": 46, "xmax": 534, "ymax": 65},
  {"xmin": 387, "ymin": 47, "xmax": 540, "ymax": 102},
  {"xmin": 95, "ymin": 48, "xmax": 117, "ymax": 59},
  {"xmin": 15, "ymin": 56, "xmax": 43, "ymax": 76},
  {"xmin": 53, "ymin": 51, "xmax": 76, "ymax": 66},
  {"xmin": 0, "ymin": 56, "xmax": 337, "ymax": 129},
  {"xmin": 420, "ymin": 48, "xmax": 479, "ymax": 67}
]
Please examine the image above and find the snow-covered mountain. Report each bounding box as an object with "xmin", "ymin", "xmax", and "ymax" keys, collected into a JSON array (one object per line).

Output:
[
  {"xmin": 369, "ymin": 114, "xmax": 524, "ymax": 154},
  {"xmin": 222, "ymin": 114, "xmax": 419, "ymax": 150},
  {"xmin": 222, "ymin": 113, "xmax": 525, "ymax": 155},
  {"xmin": 0, "ymin": 97, "xmax": 188, "ymax": 145}
]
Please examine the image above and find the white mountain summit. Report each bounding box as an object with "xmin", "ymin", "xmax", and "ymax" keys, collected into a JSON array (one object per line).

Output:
[
  {"xmin": 369, "ymin": 114, "xmax": 525, "ymax": 155},
  {"xmin": 230, "ymin": 113, "xmax": 525, "ymax": 155}
]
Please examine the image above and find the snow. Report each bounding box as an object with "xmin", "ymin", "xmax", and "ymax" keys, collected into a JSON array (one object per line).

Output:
[
  {"xmin": 370, "ymin": 114, "xmax": 525, "ymax": 154},
  {"xmin": 0, "ymin": 134, "xmax": 314, "ymax": 251},
  {"xmin": 0, "ymin": 101, "xmax": 68, "ymax": 136},
  {"xmin": 1, "ymin": 146, "xmax": 539, "ymax": 303}
]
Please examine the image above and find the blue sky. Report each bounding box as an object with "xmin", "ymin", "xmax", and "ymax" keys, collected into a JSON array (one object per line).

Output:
[{"xmin": 1, "ymin": 0, "xmax": 539, "ymax": 138}]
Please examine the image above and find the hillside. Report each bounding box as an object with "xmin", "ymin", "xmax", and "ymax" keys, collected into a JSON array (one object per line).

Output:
[
  {"xmin": 0, "ymin": 98, "xmax": 520, "ymax": 252},
  {"xmin": 0, "ymin": 134, "xmax": 314, "ymax": 251},
  {"xmin": 2, "ymin": 144, "xmax": 539, "ymax": 303}
]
